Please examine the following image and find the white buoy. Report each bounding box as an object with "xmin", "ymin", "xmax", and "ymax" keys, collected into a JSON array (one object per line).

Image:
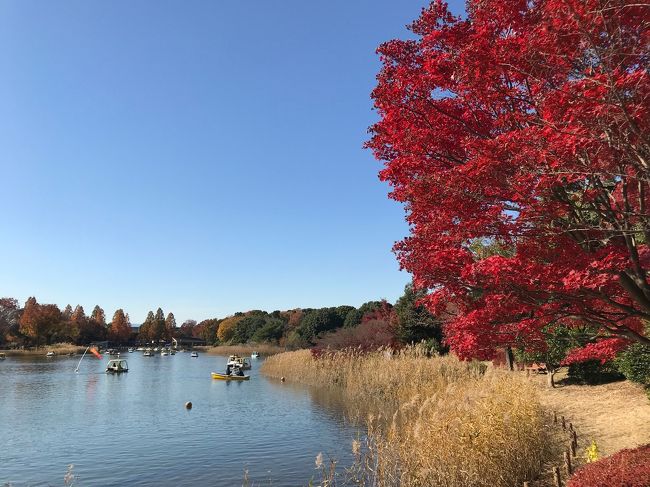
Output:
[{"xmin": 185, "ymin": 401, "xmax": 192, "ymax": 409}]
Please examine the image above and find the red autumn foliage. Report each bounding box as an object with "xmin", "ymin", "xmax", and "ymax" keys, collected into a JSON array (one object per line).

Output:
[
  {"xmin": 367, "ymin": 0, "xmax": 650, "ymax": 360},
  {"xmin": 567, "ymin": 444, "xmax": 650, "ymax": 487},
  {"xmin": 312, "ymin": 319, "xmax": 398, "ymax": 355}
]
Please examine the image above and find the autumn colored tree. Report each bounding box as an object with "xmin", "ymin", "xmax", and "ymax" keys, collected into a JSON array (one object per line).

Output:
[
  {"xmin": 90, "ymin": 305, "xmax": 106, "ymax": 327},
  {"xmin": 179, "ymin": 319, "xmax": 197, "ymax": 337},
  {"xmin": 217, "ymin": 315, "xmax": 244, "ymax": 343},
  {"xmin": 19, "ymin": 298, "xmax": 63, "ymax": 347},
  {"xmin": 196, "ymin": 318, "xmax": 220, "ymax": 345},
  {"xmin": 165, "ymin": 312, "xmax": 176, "ymax": 341},
  {"xmin": 0, "ymin": 298, "xmax": 20, "ymax": 345},
  {"xmin": 152, "ymin": 308, "xmax": 166, "ymax": 342},
  {"xmin": 138, "ymin": 311, "xmax": 155, "ymax": 342},
  {"xmin": 109, "ymin": 309, "xmax": 132, "ymax": 344},
  {"xmin": 368, "ymin": 0, "xmax": 650, "ymax": 361},
  {"xmin": 62, "ymin": 304, "xmax": 73, "ymax": 320}
]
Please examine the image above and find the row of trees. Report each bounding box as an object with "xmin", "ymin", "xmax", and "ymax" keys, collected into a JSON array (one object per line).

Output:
[
  {"xmin": 0, "ymin": 298, "xmax": 176, "ymax": 347},
  {"xmin": 0, "ymin": 285, "xmax": 443, "ymax": 351},
  {"xmin": 166, "ymin": 284, "xmax": 444, "ymax": 350}
]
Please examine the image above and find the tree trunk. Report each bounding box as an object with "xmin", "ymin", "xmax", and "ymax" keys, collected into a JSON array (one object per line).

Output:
[
  {"xmin": 505, "ymin": 346, "xmax": 514, "ymax": 371},
  {"xmin": 547, "ymin": 367, "xmax": 556, "ymax": 388}
]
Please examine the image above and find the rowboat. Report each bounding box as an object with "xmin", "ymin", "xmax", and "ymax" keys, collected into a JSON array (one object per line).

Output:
[{"xmin": 211, "ymin": 372, "xmax": 250, "ymax": 381}]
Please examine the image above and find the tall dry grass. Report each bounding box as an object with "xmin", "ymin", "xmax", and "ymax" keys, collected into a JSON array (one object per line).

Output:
[
  {"xmin": 1, "ymin": 342, "xmax": 84, "ymax": 356},
  {"xmin": 262, "ymin": 348, "xmax": 557, "ymax": 487},
  {"xmin": 205, "ymin": 343, "xmax": 285, "ymax": 357}
]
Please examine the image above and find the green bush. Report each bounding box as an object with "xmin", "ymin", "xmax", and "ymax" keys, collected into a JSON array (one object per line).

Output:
[
  {"xmin": 615, "ymin": 343, "xmax": 650, "ymax": 386},
  {"xmin": 568, "ymin": 360, "xmax": 624, "ymax": 385}
]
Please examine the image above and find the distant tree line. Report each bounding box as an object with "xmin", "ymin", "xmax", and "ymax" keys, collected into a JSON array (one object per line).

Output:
[
  {"xmin": 0, "ymin": 298, "xmax": 177, "ymax": 348},
  {"xmin": 175, "ymin": 284, "xmax": 445, "ymax": 351},
  {"xmin": 0, "ymin": 284, "xmax": 444, "ymax": 351}
]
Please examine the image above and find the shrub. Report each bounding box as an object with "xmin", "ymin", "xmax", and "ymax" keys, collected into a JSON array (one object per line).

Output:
[
  {"xmin": 568, "ymin": 444, "xmax": 650, "ymax": 487},
  {"xmin": 568, "ymin": 360, "xmax": 624, "ymax": 385},
  {"xmin": 616, "ymin": 343, "xmax": 650, "ymax": 386},
  {"xmin": 313, "ymin": 319, "xmax": 397, "ymax": 353}
]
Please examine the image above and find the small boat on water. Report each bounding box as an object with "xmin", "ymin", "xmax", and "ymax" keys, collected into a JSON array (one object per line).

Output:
[
  {"xmin": 227, "ymin": 355, "xmax": 251, "ymax": 370},
  {"xmin": 251, "ymin": 351, "xmax": 260, "ymax": 359},
  {"xmin": 136, "ymin": 347, "xmax": 144, "ymax": 351},
  {"xmin": 143, "ymin": 349, "xmax": 153, "ymax": 357},
  {"xmin": 128, "ymin": 348, "xmax": 134, "ymax": 353},
  {"xmin": 106, "ymin": 359, "xmax": 128, "ymax": 373},
  {"xmin": 211, "ymin": 371, "xmax": 250, "ymax": 381},
  {"xmin": 46, "ymin": 351, "xmax": 55, "ymax": 357},
  {"xmin": 0, "ymin": 352, "xmax": 6, "ymax": 360},
  {"xmin": 191, "ymin": 351, "xmax": 198, "ymax": 358},
  {"xmin": 161, "ymin": 350, "xmax": 169, "ymax": 356}
]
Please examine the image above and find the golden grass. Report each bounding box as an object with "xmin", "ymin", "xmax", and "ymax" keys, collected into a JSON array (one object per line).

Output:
[
  {"xmin": 262, "ymin": 348, "xmax": 557, "ymax": 487},
  {"xmin": 204, "ymin": 343, "xmax": 286, "ymax": 357},
  {"xmin": 1, "ymin": 342, "xmax": 84, "ymax": 356}
]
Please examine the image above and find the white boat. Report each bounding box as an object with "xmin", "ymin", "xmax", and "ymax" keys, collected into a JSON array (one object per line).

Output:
[
  {"xmin": 136, "ymin": 347, "xmax": 144, "ymax": 351},
  {"xmin": 251, "ymin": 351, "xmax": 260, "ymax": 359},
  {"xmin": 46, "ymin": 351, "xmax": 55, "ymax": 357},
  {"xmin": 143, "ymin": 349, "xmax": 153, "ymax": 357},
  {"xmin": 128, "ymin": 348, "xmax": 134, "ymax": 353},
  {"xmin": 161, "ymin": 350, "xmax": 169, "ymax": 356},
  {"xmin": 106, "ymin": 359, "xmax": 128, "ymax": 373},
  {"xmin": 0, "ymin": 352, "xmax": 6, "ymax": 360},
  {"xmin": 191, "ymin": 351, "xmax": 198, "ymax": 358},
  {"xmin": 227, "ymin": 355, "xmax": 251, "ymax": 370}
]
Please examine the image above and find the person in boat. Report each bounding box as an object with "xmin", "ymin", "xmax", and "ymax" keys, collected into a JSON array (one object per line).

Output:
[
  {"xmin": 233, "ymin": 365, "xmax": 244, "ymax": 377},
  {"xmin": 225, "ymin": 363, "xmax": 232, "ymax": 375}
]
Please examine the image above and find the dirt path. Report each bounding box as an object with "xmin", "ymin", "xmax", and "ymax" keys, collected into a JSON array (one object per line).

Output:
[{"xmin": 535, "ymin": 377, "xmax": 650, "ymax": 457}]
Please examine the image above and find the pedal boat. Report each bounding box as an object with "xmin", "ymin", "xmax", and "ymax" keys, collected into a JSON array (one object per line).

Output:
[{"xmin": 211, "ymin": 371, "xmax": 250, "ymax": 381}]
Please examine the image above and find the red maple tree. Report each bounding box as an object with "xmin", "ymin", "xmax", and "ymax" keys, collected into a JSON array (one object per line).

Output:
[{"xmin": 367, "ymin": 0, "xmax": 650, "ymax": 361}]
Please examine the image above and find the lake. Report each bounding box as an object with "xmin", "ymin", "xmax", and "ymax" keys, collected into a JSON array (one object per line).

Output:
[{"xmin": 0, "ymin": 351, "xmax": 357, "ymax": 486}]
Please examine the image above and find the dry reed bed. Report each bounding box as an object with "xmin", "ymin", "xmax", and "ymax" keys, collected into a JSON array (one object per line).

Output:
[
  {"xmin": 205, "ymin": 343, "xmax": 285, "ymax": 357},
  {"xmin": 1, "ymin": 342, "xmax": 84, "ymax": 356},
  {"xmin": 262, "ymin": 349, "xmax": 556, "ymax": 487}
]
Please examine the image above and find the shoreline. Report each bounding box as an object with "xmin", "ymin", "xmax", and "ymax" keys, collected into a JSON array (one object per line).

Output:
[{"xmin": 0, "ymin": 344, "xmax": 85, "ymax": 356}]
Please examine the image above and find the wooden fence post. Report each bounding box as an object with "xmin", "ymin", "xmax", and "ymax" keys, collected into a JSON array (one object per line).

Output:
[
  {"xmin": 553, "ymin": 411, "xmax": 558, "ymax": 424},
  {"xmin": 572, "ymin": 430, "xmax": 578, "ymax": 449},
  {"xmin": 553, "ymin": 466, "xmax": 562, "ymax": 487},
  {"xmin": 561, "ymin": 416, "xmax": 566, "ymax": 430},
  {"xmin": 564, "ymin": 450, "xmax": 573, "ymax": 475},
  {"xmin": 570, "ymin": 441, "xmax": 576, "ymax": 458}
]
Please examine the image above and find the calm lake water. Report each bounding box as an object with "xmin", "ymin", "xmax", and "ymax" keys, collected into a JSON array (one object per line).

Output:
[{"xmin": 0, "ymin": 352, "xmax": 357, "ymax": 486}]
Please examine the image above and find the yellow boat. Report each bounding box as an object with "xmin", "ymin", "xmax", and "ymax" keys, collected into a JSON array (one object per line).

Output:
[{"xmin": 211, "ymin": 372, "xmax": 250, "ymax": 381}]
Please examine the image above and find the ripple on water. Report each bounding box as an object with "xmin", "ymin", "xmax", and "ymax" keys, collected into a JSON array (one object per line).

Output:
[{"xmin": 0, "ymin": 354, "xmax": 355, "ymax": 487}]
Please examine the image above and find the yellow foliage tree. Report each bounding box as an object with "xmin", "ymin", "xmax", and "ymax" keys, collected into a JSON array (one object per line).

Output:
[{"xmin": 217, "ymin": 315, "xmax": 243, "ymax": 343}]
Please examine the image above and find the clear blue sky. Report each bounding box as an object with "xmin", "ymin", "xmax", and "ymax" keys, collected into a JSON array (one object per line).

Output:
[{"xmin": 0, "ymin": 1, "xmax": 463, "ymax": 324}]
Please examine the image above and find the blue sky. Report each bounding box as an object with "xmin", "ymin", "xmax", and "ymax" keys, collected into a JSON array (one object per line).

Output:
[{"xmin": 0, "ymin": 1, "xmax": 463, "ymax": 324}]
